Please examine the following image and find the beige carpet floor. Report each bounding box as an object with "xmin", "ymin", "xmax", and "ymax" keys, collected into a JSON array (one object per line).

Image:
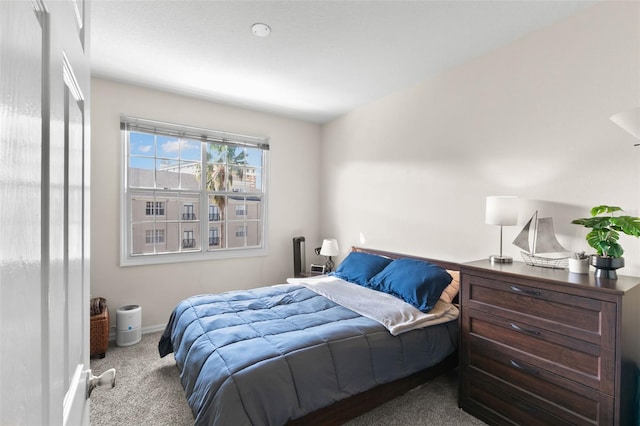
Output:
[{"xmin": 90, "ymin": 331, "xmax": 486, "ymax": 425}]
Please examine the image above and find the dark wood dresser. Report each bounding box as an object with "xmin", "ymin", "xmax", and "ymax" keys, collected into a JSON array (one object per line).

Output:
[{"xmin": 459, "ymin": 260, "xmax": 640, "ymax": 425}]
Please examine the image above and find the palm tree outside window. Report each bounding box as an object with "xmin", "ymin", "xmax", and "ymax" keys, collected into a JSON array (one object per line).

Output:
[{"xmin": 202, "ymin": 144, "xmax": 251, "ymax": 250}]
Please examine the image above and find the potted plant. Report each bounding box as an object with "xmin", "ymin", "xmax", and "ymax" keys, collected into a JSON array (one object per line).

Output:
[{"xmin": 571, "ymin": 205, "xmax": 640, "ymax": 279}]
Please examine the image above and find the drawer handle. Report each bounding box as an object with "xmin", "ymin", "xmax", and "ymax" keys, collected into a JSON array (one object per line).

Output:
[
  {"xmin": 510, "ymin": 285, "xmax": 541, "ymax": 296},
  {"xmin": 510, "ymin": 359, "xmax": 539, "ymax": 376},
  {"xmin": 510, "ymin": 322, "xmax": 540, "ymax": 336}
]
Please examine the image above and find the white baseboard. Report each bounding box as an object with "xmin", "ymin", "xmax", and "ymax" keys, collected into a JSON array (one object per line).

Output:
[
  {"xmin": 143, "ymin": 323, "xmax": 167, "ymax": 335},
  {"xmin": 108, "ymin": 323, "xmax": 167, "ymax": 341}
]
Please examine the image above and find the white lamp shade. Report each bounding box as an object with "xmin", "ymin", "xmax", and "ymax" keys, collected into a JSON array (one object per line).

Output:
[
  {"xmin": 485, "ymin": 196, "xmax": 519, "ymax": 226},
  {"xmin": 610, "ymin": 107, "xmax": 640, "ymax": 140},
  {"xmin": 320, "ymin": 239, "xmax": 339, "ymax": 257}
]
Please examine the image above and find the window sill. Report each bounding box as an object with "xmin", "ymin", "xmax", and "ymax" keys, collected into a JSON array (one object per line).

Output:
[{"xmin": 120, "ymin": 246, "xmax": 267, "ymax": 267}]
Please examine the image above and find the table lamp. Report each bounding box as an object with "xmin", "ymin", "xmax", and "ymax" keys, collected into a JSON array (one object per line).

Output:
[
  {"xmin": 486, "ymin": 196, "xmax": 519, "ymax": 264},
  {"xmin": 320, "ymin": 239, "xmax": 339, "ymax": 272}
]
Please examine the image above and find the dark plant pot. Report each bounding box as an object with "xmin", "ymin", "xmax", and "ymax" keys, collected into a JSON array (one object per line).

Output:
[{"xmin": 590, "ymin": 255, "xmax": 624, "ymax": 280}]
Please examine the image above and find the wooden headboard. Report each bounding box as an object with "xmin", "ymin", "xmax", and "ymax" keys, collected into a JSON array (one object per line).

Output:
[{"xmin": 351, "ymin": 246, "xmax": 460, "ymax": 272}]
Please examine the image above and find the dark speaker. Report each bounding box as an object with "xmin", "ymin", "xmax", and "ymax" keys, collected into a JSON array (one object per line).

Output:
[{"xmin": 293, "ymin": 236, "xmax": 306, "ymax": 277}]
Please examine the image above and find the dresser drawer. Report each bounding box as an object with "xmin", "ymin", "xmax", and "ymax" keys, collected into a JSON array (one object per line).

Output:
[
  {"xmin": 464, "ymin": 307, "xmax": 615, "ymax": 393},
  {"xmin": 463, "ymin": 273, "xmax": 616, "ymax": 349},
  {"xmin": 459, "ymin": 261, "xmax": 640, "ymax": 426},
  {"xmin": 467, "ymin": 336, "xmax": 614, "ymax": 424},
  {"xmin": 463, "ymin": 368, "xmax": 613, "ymax": 426}
]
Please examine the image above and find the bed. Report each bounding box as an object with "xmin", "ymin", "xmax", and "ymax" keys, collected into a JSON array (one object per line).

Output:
[{"xmin": 159, "ymin": 246, "xmax": 461, "ymax": 425}]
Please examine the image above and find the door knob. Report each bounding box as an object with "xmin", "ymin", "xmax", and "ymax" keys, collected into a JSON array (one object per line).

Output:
[{"xmin": 87, "ymin": 368, "xmax": 116, "ymax": 398}]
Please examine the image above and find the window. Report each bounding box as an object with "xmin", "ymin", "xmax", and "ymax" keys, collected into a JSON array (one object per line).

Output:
[
  {"xmin": 209, "ymin": 228, "xmax": 220, "ymax": 246},
  {"xmin": 183, "ymin": 203, "xmax": 195, "ymax": 220},
  {"xmin": 182, "ymin": 229, "xmax": 195, "ymax": 249},
  {"xmin": 209, "ymin": 205, "xmax": 220, "ymax": 222},
  {"xmin": 145, "ymin": 229, "xmax": 165, "ymax": 244},
  {"xmin": 145, "ymin": 201, "xmax": 164, "ymax": 216},
  {"xmin": 121, "ymin": 115, "xmax": 268, "ymax": 266}
]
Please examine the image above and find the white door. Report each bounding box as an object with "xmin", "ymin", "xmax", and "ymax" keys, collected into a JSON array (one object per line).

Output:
[
  {"xmin": 0, "ymin": 1, "xmax": 46, "ymax": 422},
  {"xmin": 1, "ymin": 1, "xmax": 106, "ymax": 425}
]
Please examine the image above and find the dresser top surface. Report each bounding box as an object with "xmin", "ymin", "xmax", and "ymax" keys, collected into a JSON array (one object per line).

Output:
[{"xmin": 462, "ymin": 259, "xmax": 640, "ymax": 295}]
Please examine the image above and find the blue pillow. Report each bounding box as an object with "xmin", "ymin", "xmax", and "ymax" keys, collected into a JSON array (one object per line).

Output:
[
  {"xmin": 331, "ymin": 252, "xmax": 393, "ymax": 286},
  {"xmin": 367, "ymin": 258, "xmax": 452, "ymax": 313}
]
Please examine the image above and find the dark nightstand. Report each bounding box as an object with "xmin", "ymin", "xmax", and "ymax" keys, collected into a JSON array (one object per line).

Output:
[{"xmin": 297, "ymin": 272, "xmax": 325, "ymax": 278}]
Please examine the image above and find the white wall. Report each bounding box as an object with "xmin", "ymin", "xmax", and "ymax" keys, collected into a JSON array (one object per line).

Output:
[
  {"xmin": 93, "ymin": 1, "xmax": 639, "ymax": 331},
  {"xmin": 321, "ymin": 2, "xmax": 640, "ymax": 274},
  {"xmin": 91, "ymin": 79, "xmax": 322, "ymax": 329}
]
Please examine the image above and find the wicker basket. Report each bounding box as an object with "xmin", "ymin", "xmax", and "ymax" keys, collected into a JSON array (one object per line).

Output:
[{"xmin": 90, "ymin": 299, "xmax": 110, "ymax": 359}]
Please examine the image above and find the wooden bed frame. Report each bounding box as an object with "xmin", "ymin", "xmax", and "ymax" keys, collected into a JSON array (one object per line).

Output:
[{"xmin": 287, "ymin": 246, "xmax": 460, "ymax": 425}]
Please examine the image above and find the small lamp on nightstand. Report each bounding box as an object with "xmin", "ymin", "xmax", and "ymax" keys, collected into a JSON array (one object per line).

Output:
[
  {"xmin": 320, "ymin": 239, "xmax": 339, "ymax": 272},
  {"xmin": 486, "ymin": 196, "xmax": 519, "ymax": 264}
]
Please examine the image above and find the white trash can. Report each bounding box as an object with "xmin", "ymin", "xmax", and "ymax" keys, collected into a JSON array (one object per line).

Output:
[{"xmin": 116, "ymin": 305, "xmax": 142, "ymax": 347}]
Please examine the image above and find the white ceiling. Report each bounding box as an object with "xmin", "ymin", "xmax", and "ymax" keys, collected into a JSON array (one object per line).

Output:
[{"xmin": 91, "ymin": 0, "xmax": 599, "ymax": 124}]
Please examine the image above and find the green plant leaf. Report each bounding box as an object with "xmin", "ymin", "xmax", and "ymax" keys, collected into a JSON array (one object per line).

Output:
[
  {"xmin": 610, "ymin": 244, "xmax": 624, "ymax": 258},
  {"xmin": 612, "ymin": 216, "xmax": 640, "ymax": 237},
  {"xmin": 572, "ymin": 216, "xmax": 613, "ymax": 230},
  {"xmin": 590, "ymin": 205, "xmax": 622, "ymax": 216}
]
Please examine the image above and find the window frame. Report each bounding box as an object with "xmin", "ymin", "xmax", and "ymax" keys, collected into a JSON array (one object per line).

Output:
[{"xmin": 120, "ymin": 115, "xmax": 269, "ymax": 266}]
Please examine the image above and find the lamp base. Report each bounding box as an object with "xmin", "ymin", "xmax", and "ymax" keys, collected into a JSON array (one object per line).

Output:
[
  {"xmin": 325, "ymin": 257, "xmax": 334, "ymax": 273},
  {"xmin": 489, "ymin": 255, "xmax": 513, "ymax": 264}
]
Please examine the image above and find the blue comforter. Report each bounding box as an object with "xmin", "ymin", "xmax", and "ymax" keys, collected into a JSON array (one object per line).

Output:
[{"xmin": 159, "ymin": 284, "xmax": 458, "ymax": 425}]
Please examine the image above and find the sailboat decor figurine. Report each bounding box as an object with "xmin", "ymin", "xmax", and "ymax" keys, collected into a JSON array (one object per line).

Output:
[{"xmin": 512, "ymin": 211, "xmax": 570, "ymax": 269}]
